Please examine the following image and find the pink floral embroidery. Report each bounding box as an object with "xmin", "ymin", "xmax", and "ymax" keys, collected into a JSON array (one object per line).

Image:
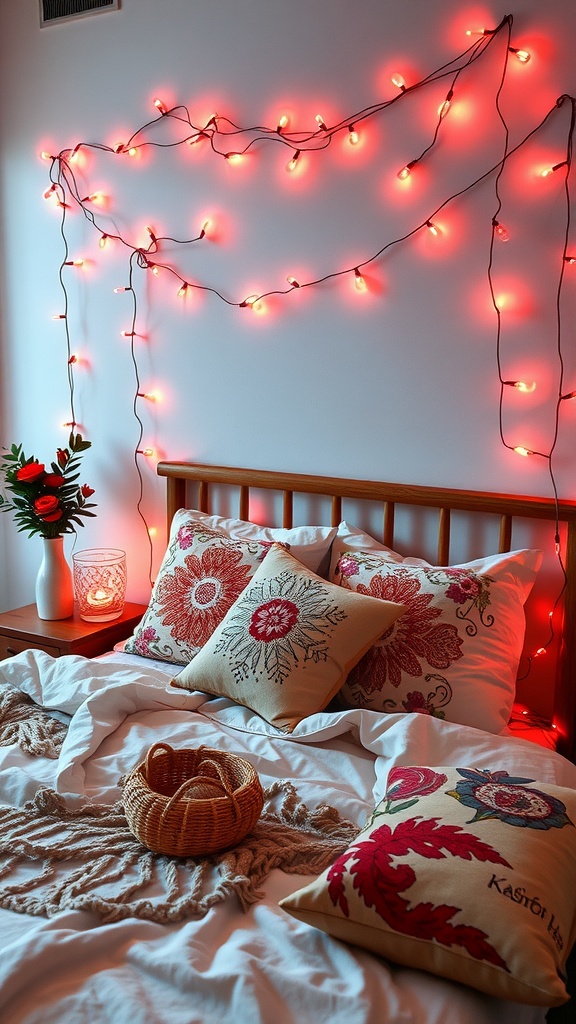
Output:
[
  {"xmin": 249, "ymin": 599, "xmax": 299, "ymax": 641},
  {"xmin": 350, "ymin": 569, "xmax": 463, "ymax": 691},
  {"xmin": 156, "ymin": 545, "xmax": 253, "ymax": 648},
  {"xmin": 386, "ymin": 766, "xmax": 448, "ymax": 801},
  {"xmin": 444, "ymin": 569, "xmax": 481, "ymax": 605},
  {"xmin": 337, "ymin": 554, "xmax": 360, "ymax": 578},
  {"xmin": 214, "ymin": 568, "xmax": 347, "ymax": 685},
  {"xmin": 133, "ymin": 625, "xmax": 158, "ymax": 656},
  {"xmin": 402, "ymin": 690, "xmax": 437, "ymax": 715}
]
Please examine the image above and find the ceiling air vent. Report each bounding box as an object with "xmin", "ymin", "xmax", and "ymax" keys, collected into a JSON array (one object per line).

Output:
[{"xmin": 40, "ymin": 1, "xmax": 119, "ymax": 27}]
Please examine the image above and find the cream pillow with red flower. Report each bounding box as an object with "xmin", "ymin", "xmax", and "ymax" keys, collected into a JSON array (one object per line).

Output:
[
  {"xmin": 171, "ymin": 543, "xmax": 406, "ymax": 731},
  {"xmin": 329, "ymin": 537, "xmax": 542, "ymax": 734},
  {"xmin": 280, "ymin": 764, "xmax": 576, "ymax": 1006},
  {"xmin": 124, "ymin": 510, "xmax": 338, "ymax": 665}
]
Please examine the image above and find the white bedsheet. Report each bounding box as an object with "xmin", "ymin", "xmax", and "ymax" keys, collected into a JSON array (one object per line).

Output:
[{"xmin": 1, "ymin": 648, "xmax": 574, "ymax": 1024}]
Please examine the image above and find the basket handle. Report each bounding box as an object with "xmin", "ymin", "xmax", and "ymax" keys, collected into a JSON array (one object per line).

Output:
[
  {"xmin": 162, "ymin": 759, "xmax": 241, "ymax": 819},
  {"xmin": 142, "ymin": 742, "xmax": 176, "ymax": 782}
]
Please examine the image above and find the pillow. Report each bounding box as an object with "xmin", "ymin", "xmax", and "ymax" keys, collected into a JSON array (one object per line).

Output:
[
  {"xmin": 329, "ymin": 533, "xmax": 542, "ymax": 734},
  {"xmin": 280, "ymin": 763, "xmax": 576, "ymax": 1006},
  {"xmin": 171, "ymin": 543, "xmax": 406, "ymax": 731},
  {"xmin": 124, "ymin": 510, "xmax": 338, "ymax": 665}
]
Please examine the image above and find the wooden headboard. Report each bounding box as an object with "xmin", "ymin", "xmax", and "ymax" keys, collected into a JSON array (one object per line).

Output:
[{"xmin": 157, "ymin": 460, "xmax": 576, "ymax": 763}]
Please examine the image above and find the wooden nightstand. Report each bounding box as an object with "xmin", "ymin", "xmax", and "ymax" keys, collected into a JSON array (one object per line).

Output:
[{"xmin": 0, "ymin": 602, "xmax": 147, "ymax": 660}]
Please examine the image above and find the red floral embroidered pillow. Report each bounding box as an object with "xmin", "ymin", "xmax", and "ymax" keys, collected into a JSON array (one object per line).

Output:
[
  {"xmin": 280, "ymin": 764, "xmax": 576, "ymax": 1006},
  {"xmin": 329, "ymin": 538, "xmax": 542, "ymax": 734},
  {"xmin": 124, "ymin": 510, "xmax": 337, "ymax": 665},
  {"xmin": 171, "ymin": 544, "xmax": 406, "ymax": 731}
]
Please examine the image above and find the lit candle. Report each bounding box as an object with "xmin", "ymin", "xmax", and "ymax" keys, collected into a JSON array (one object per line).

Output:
[{"xmin": 86, "ymin": 588, "xmax": 115, "ymax": 610}]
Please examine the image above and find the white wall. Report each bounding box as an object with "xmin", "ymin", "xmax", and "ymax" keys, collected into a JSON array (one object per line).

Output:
[{"xmin": 1, "ymin": 2, "xmax": 575, "ymax": 667}]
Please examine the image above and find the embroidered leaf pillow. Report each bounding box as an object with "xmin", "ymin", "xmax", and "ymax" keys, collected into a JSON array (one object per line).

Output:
[
  {"xmin": 124, "ymin": 509, "xmax": 337, "ymax": 665},
  {"xmin": 280, "ymin": 764, "xmax": 576, "ymax": 1006},
  {"xmin": 171, "ymin": 543, "xmax": 406, "ymax": 731},
  {"xmin": 329, "ymin": 540, "xmax": 542, "ymax": 733}
]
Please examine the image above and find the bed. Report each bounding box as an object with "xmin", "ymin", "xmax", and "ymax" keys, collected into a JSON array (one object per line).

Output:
[{"xmin": 1, "ymin": 459, "xmax": 575, "ymax": 1024}]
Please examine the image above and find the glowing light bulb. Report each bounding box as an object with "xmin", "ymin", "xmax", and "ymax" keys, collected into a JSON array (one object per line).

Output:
[
  {"xmin": 493, "ymin": 220, "xmax": 510, "ymax": 242},
  {"xmin": 504, "ymin": 380, "xmax": 536, "ymax": 393},
  {"xmin": 69, "ymin": 144, "xmax": 81, "ymax": 163},
  {"xmin": 391, "ymin": 73, "xmax": 406, "ymax": 91},
  {"xmin": 541, "ymin": 161, "xmax": 567, "ymax": 177},
  {"xmin": 277, "ymin": 114, "xmax": 289, "ymax": 132},
  {"xmin": 40, "ymin": 151, "xmax": 53, "ymax": 161},
  {"xmin": 137, "ymin": 390, "xmax": 161, "ymax": 402},
  {"xmin": 315, "ymin": 114, "xmax": 327, "ymax": 131},
  {"xmin": 68, "ymin": 354, "xmax": 78, "ymax": 364},
  {"xmin": 137, "ymin": 448, "xmax": 155, "ymax": 457},
  {"xmin": 200, "ymin": 219, "xmax": 210, "ymax": 238},
  {"xmin": 145, "ymin": 225, "xmax": 157, "ymax": 243},
  {"xmin": 287, "ymin": 276, "xmax": 300, "ymax": 288},
  {"xmin": 149, "ymin": 265, "xmax": 160, "ymax": 276},
  {"xmin": 99, "ymin": 234, "xmax": 108, "ymax": 249},
  {"xmin": 437, "ymin": 90, "xmax": 453, "ymax": 119},
  {"xmin": 286, "ymin": 149, "xmax": 301, "ymax": 172},
  {"xmin": 43, "ymin": 184, "xmax": 57, "ymax": 200},
  {"xmin": 224, "ymin": 152, "xmax": 243, "ymax": 164},
  {"xmin": 82, "ymin": 191, "xmax": 104, "ymax": 203},
  {"xmin": 563, "ymin": 255, "xmax": 576, "ymax": 264},
  {"xmin": 52, "ymin": 314, "xmax": 66, "ymax": 320},
  {"xmin": 348, "ymin": 125, "xmax": 359, "ymax": 145},
  {"xmin": 509, "ymin": 47, "xmax": 531, "ymax": 63},
  {"xmin": 354, "ymin": 268, "xmax": 367, "ymax": 292},
  {"xmin": 153, "ymin": 97, "xmax": 167, "ymax": 114},
  {"xmin": 397, "ymin": 161, "xmax": 415, "ymax": 180},
  {"xmin": 177, "ymin": 282, "xmax": 189, "ymax": 298},
  {"xmin": 513, "ymin": 446, "xmax": 532, "ymax": 457},
  {"xmin": 64, "ymin": 259, "xmax": 84, "ymax": 267},
  {"xmin": 113, "ymin": 286, "xmax": 129, "ymax": 293},
  {"xmin": 128, "ymin": 147, "xmax": 139, "ymax": 158},
  {"xmin": 426, "ymin": 220, "xmax": 440, "ymax": 237},
  {"xmin": 465, "ymin": 27, "xmax": 493, "ymax": 36},
  {"xmin": 113, "ymin": 142, "xmax": 124, "ymax": 154},
  {"xmin": 241, "ymin": 294, "xmax": 260, "ymax": 309}
]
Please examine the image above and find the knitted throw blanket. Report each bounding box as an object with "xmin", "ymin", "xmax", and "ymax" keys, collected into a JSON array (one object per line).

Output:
[
  {"xmin": 0, "ymin": 684, "xmax": 67, "ymax": 758},
  {"xmin": 0, "ymin": 780, "xmax": 359, "ymax": 924}
]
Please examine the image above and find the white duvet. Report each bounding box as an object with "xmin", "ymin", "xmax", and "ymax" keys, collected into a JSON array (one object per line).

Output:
[{"xmin": 1, "ymin": 647, "xmax": 574, "ymax": 1024}]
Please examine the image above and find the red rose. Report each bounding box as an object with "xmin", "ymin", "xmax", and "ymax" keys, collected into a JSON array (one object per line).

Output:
[
  {"xmin": 81, "ymin": 483, "xmax": 95, "ymax": 497},
  {"xmin": 43, "ymin": 473, "xmax": 65, "ymax": 488},
  {"xmin": 56, "ymin": 449, "xmax": 69, "ymax": 468},
  {"xmin": 34, "ymin": 495, "xmax": 62, "ymax": 521},
  {"xmin": 16, "ymin": 462, "xmax": 45, "ymax": 484}
]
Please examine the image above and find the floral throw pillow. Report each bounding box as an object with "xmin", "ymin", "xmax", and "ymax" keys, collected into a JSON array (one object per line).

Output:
[
  {"xmin": 329, "ymin": 539, "xmax": 542, "ymax": 734},
  {"xmin": 124, "ymin": 510, "xmax": 337, "ymax": 665},
  {"xmin": 280, "ymin": 764, "xmax": 576, "ymax": 1006},
  {"xmin": 171, "ymin": 543, "xmax": 406, "ymax": 731}
]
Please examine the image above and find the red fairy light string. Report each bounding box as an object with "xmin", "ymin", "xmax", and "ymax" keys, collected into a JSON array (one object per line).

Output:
[{"xmin": 44, "ymin": 13, "xmax": 575, "ymax": 644}]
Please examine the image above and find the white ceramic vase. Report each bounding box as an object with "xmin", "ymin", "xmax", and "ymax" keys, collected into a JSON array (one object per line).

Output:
[{"xmin": 35, "ymin": 536, "xmax": 74, "ymax": 620}]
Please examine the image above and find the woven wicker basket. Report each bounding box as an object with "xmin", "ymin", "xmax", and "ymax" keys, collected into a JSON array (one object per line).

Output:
[{"xmin": 121, "ymin": 742, "xmax": 264, "ymax": 857}]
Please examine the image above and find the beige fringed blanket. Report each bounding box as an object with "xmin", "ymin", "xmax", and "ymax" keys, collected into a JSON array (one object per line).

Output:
[
  {"xmin": 0, "ymin": 683, "xmax": 67, "ymax": 758},
  {"xmin": 0, "ymin": 780, "xmax": 358, "ymax": 924}
]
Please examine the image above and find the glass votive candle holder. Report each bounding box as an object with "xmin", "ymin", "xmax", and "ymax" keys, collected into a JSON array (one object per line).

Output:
[{"xmin": 73, "ymin": 548, "xmax": 127, "ymax": 622}]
